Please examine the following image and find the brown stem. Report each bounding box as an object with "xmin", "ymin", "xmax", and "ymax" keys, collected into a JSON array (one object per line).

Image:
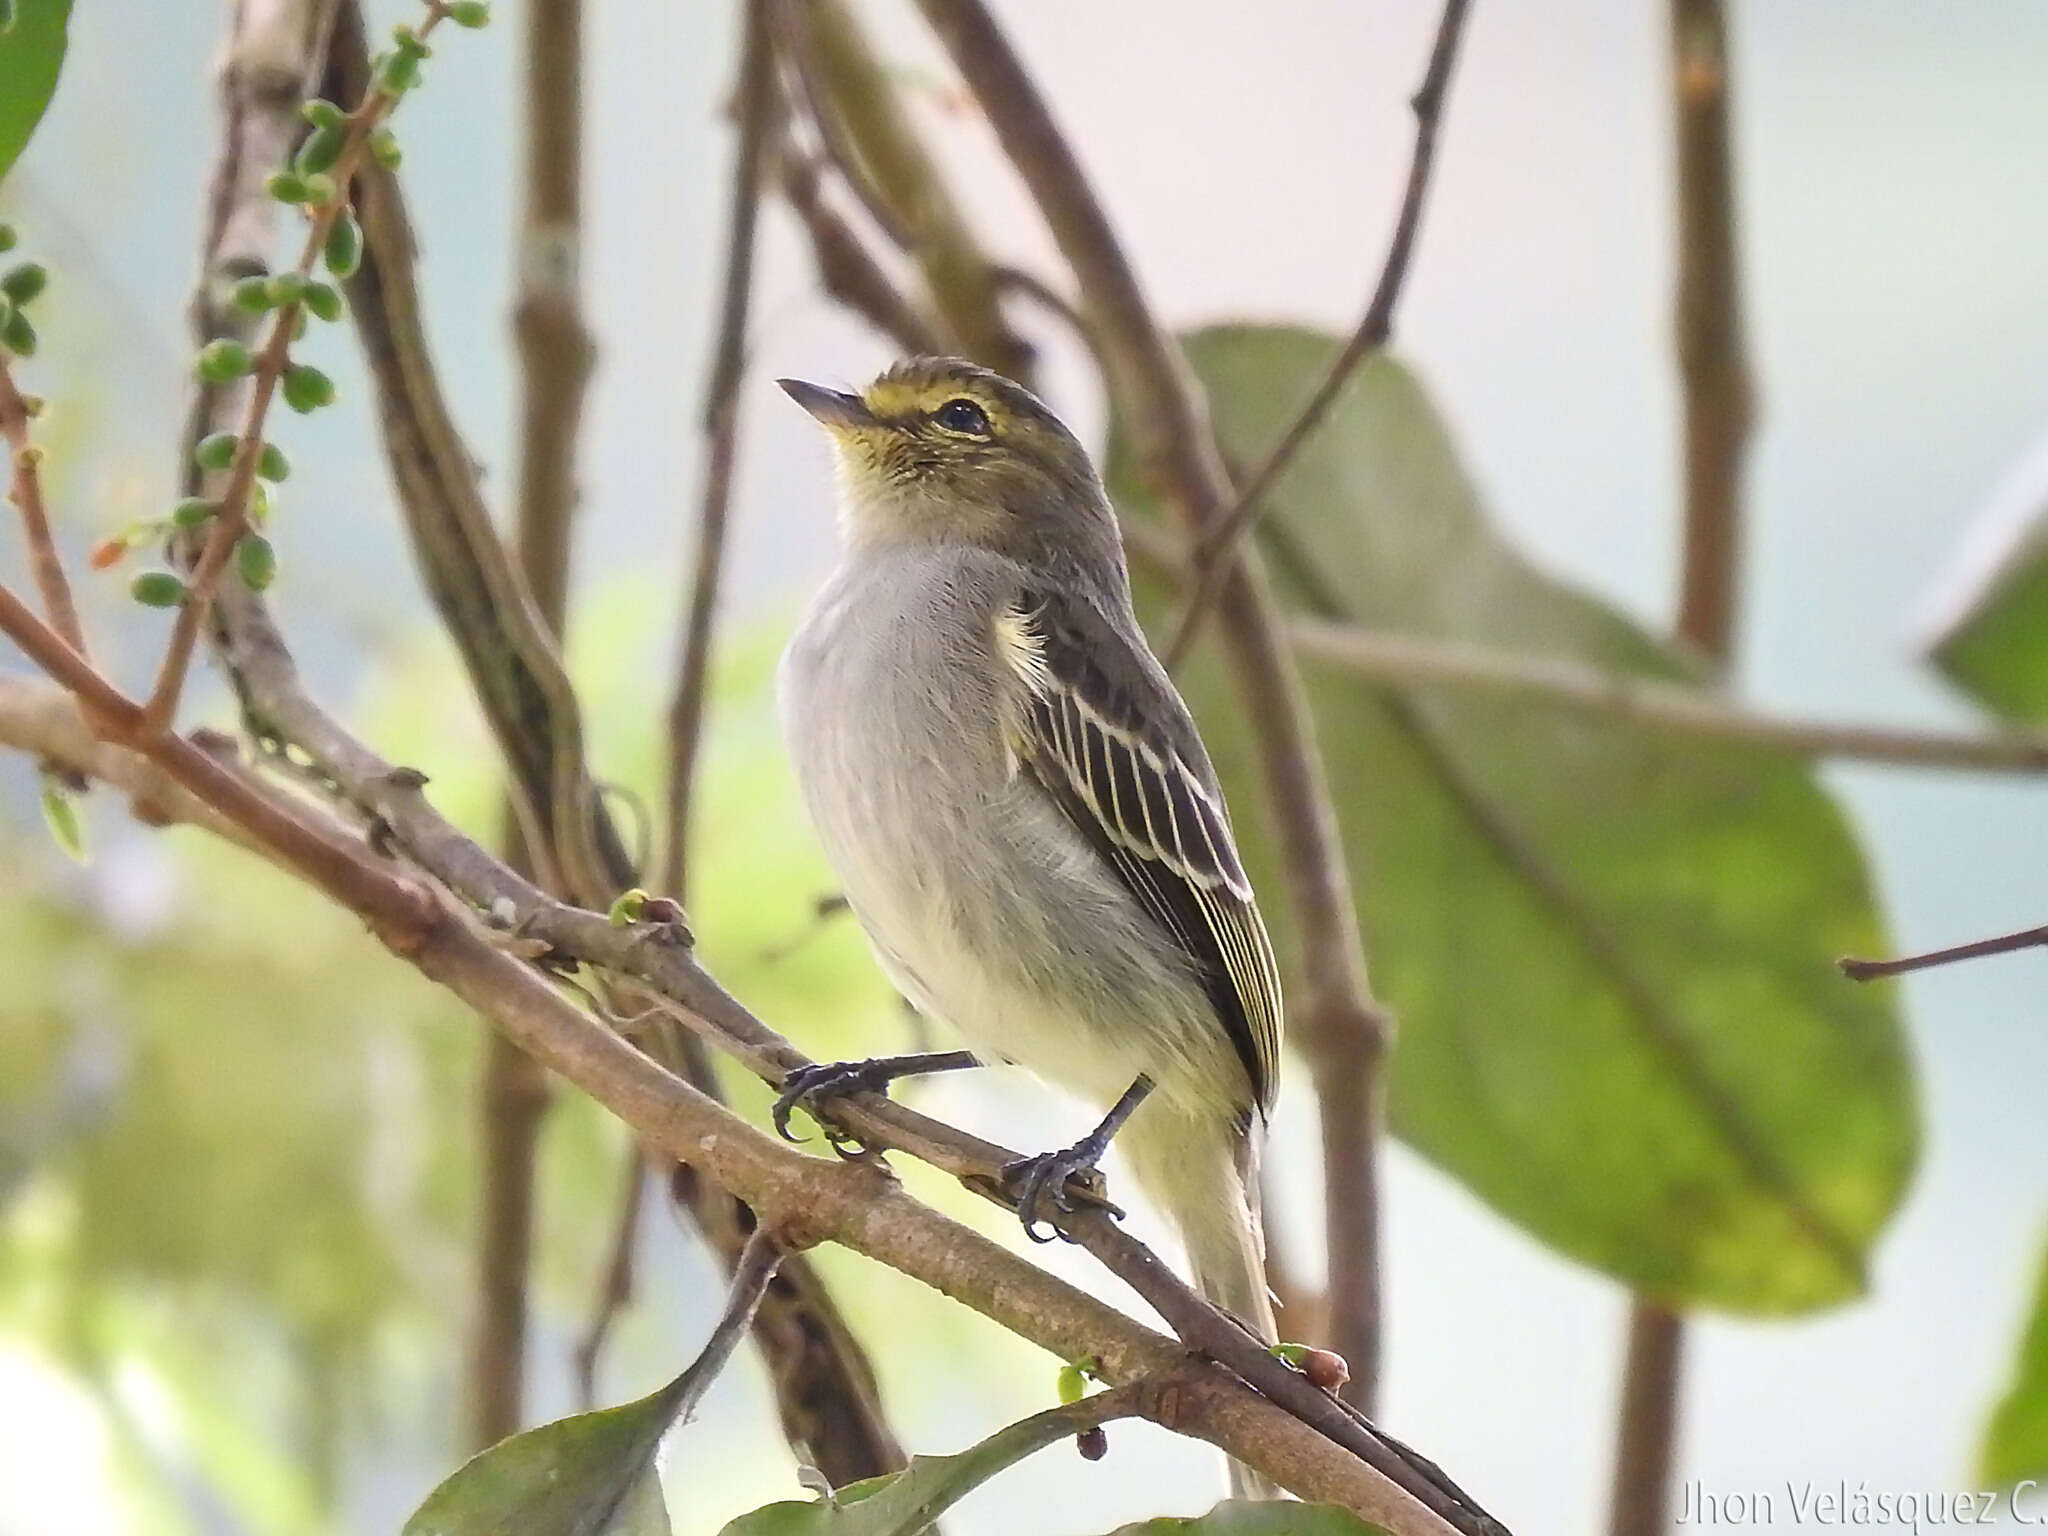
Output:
[
  {"xmin": 0, "ymin": 359, "xmax": 87, "ymax": 657},
  {"xmin": 777, "ymin": 0, "xmax": 1033, "ymax": 383},
  {"xmin": 1611, "ymin": 2, "xmax": 1751, "ymax": 1527},
  {"xmin": 914, "ymin": 0, "xmax": 1393, "ymax": 1411},
  {"xmin": 1288, "ymin": 616, "xmax": 2048, "ymax": 774},
  {"xmin": 468, "ymin": 1033, "xmax": 549, "ymax": 1446},
  {"xmin": 0, "ymin": 661, "xmax": 1469, "ymax": 1533},
  {"xmin": 662, "ymin": 0, "xmax": 773, "ymax": 902},
  {"xmin": 573, "ymin": 1143, "xmax": 647, "ymax": 1407},
  {"xmin": 1163, "ymin": 0, "xmax": 1471, "ymax": 665},
  {"xmin": 777, "ymin": 149, "xmax": 945, "ymax": 356},
  {"xmin": 152, "ymin": 2, "xmax": 450, "ymax": 733},
  {"xmin": 1841, "ymin": 923, "xmax": 2048, "ymax": 981},
  {"xmin": 1608, "ymin": 1304, "xmax": 1686, "ymax": 1536}
]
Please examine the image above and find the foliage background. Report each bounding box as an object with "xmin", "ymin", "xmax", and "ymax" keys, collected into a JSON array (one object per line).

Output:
[{"xmin": 2, "ymin": 1, "xmax": 2047, "ymax": 1532}]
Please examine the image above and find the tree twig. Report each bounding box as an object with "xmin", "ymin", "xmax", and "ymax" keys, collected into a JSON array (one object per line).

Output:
[
  {"xmin": 1162, "ymin": 0, "xmax": 1471, "ymax": 665},
  {"xmin": 0, "ymin": 357, "xmax": 86, "ymax": 657},
  {"xmin": 775, "ymin": 0, "xmax": 1032, "ymax": 383},
  {"xmin": 1612, "ymin": 3, "xmax": 1751, "ymax": 1528},
  {"xmin": 776, "ymin": 148, "xmax": 944, "ymax": 356},
  {"xmin": 573, "ymin": 1143, "xmax": 647, "ymax": 1409},
  {"xmin": 914, "ymin": 0, "xmax": 1394, "ymax": 1413},
  {"xmin": 667, "ymin": 1226, "xmax": 786, "ymax": 1424},
  {"xmin": 1840, "ymin": 923, "xmax": 2048, "ymax": 981},
  {"xmin": 1287, "ymin": 616, "xmax": 2048, "ymax": 774},
  {"xmin": 662, "ymin": 0, "xmax": 773, "ymax": 901}
]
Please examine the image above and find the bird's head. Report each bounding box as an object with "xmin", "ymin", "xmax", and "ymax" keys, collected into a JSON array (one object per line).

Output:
[{"xmin": 778, "ymin": 357, "xmax": 1118, "ymax": 567}]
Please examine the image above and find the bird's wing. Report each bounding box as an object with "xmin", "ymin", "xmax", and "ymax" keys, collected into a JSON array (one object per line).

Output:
[{"xmin": 995, "ymin": 588, "xmax": 1282, "ymax": 1114}]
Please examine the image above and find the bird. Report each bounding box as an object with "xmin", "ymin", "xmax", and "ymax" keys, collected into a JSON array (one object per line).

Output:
[{"xmin": 774, "ymin": 356, "xmax": 1285, "ymax": 1495}]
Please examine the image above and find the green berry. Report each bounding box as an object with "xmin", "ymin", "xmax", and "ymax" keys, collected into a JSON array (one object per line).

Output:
[
  {"xmin": 231, "ymin": 275, "xmax": 275, "ymax": 312},
  {"xmin": 129, "ymin": 570, "xmax": 189, "ymax": 608},
  {"xmin": 1, "ymin": 262, "xmax": 47, "ymax": 305},
  {"xmin": 266, "ymin": 170, "xmax": 310, "ymax": 204},
  {"xmin": 302, "ymin": 99, "xmax": 345, "ymax": 129},
  {"xmin": 194, "ymin": 432, "xmax": 239, "ymax": 471},
  {"xmin": 266, "ymin": 271, "xmax": 308, "ymax": 306},
  {"xmin": 235, "ymin": 533, "xmax": 277, "ymax": 591},
  {"xmin": 323, "ymin": 212, "xmax": 362, "ymax": 279},
  {"xmin": 294, "ymin": 124, "xmax": 346, "ymax": 177},
  {"xmin": 250, "ymin": 482, "xmax": 272, "ymax": 522},
  {"xmin": 256, "ymin": 441, "xmax": 290, "ymax": 482},
  {"xmin": 170, "ymin": 497, "xmax": 218, "ymax": 529},
  {"xmin": 369, "ymin": 128, "xmax": 402, "ymax": 170},
  {"xmin": 302, "ymin": 281, "xmax": 343, "ymax": 323},
  {"xmin": 300, "ymin": 172, "xmax": 337, "ymax": 206},
  {"xmin": 282, "ymin": 364, "xmax": 335, "ymax": 414},
  {"xmin": 448, "ymin": 1, "xmax": 491, "ymax": 26},
  {"xmin": 0, "ymin": 223, "xmax": 14, "ymax": 252},
  {"xmin": 1, "ymin": 308, "xmax": 36, "ymax": 357},
  {"xmin": 194, "ymin": 338, "xmax": 252, "ymax": 384},
  {"xmin": 41, "ymin": 779, "xmax": 85, "ymax": 863}
]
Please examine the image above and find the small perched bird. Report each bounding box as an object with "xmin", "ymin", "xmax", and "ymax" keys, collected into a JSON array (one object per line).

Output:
[{"xmin": 775, "ymin": 358, "xmax": 1284, "ymax": 1493}]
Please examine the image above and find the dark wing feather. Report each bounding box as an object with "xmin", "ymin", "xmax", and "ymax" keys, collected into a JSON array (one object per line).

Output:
[{"xmin": 995, "ymin": 589, "xmax": 1283, "ymax": 1113}]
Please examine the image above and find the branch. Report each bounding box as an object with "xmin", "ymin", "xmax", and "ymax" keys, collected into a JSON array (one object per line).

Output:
[
  {"xmin": 1840, "ymin": 924, "xmax": 2048, "ymax": 981},
  {"xmin": 775, "ymin": 0, "xmax": 1033, "ymax": 382},
  {"xmin": 0, "ymin": 356, "xmax": 86, "ymax": 656},
  {"xmin": 776, "ymin": 149, "xmax": 945, "ymax": 357},
  {"xmin": 1287, "ymin": 616, "xmax": 2048, "ymax": 774},
  {"xmin": 1614, "ymin": 2, "xmax": 1752, "ymax": 1527},
  {"xmin": 0, "ymin": 667, "xmax": 1452, "ymax": 1533},
  {"xmin": 662, "ymin": 0, "xmax": 773, "ymax": 901},
  {"xmin": 1162, "ymin": 0, "xmax": 1471, "ymax": 664},
  {"xmin": 914, "ymin": 0, "xmax": 1394, "ymax": 1414}
]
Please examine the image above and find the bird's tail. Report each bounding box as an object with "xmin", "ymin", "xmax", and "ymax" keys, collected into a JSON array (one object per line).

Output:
[{"xmin": 1121, "ymin": 1100, "xmax": 1281, "ymax": 1502}]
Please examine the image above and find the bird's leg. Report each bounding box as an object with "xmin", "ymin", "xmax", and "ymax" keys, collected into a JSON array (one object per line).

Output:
[
  {"xmin": 1003, "ymin": 1075, "xmax": 1153, "ymax": 1243},
  {"xmin": 771, "ymin": 1050, "xmax": 982, "ymax": 1146}
]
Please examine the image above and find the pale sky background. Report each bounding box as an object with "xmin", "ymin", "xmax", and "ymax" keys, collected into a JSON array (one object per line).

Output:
[{"xmin": 4, "ymin": 2, "xmax": 2048, "ymax": 1533}]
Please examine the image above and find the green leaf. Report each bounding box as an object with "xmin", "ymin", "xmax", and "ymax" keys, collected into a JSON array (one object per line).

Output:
[
  {"xmin": 719, "ymin": 1397, "xmax": 1110, "ymax": 1536},
  {"xmin": 1112, "ymin": 325, "xmax": 1915, "ymax": 1312},
  {"xmin": 0, "ymin": 0, "xmax": 67, "ymax": 183},
  {"xmin": 1103, "ymin": 1503, "xmax": 1388, "ymax": 1535},
  {"xmin": 403, "ymin": 1373, "xmax": 689, "ymax": 1536},
  {"xmin": 1920, "ymin": 455, "xmax": 2048, "ymax": 722},
  {"xmin": 38, "ymin": 775, "xmax": 82, "ymax": 861},
  {"xmin": 1981, "ymin": 1224, "xmax": 2048, "ymax": 1488}
]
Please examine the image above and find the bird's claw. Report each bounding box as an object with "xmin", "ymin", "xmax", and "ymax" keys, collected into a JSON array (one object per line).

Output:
[
  {"xmin": 1000, "ymin": 1145, "xmax": 1123, "ymax": 1243},
  {"xmin": 771, "ymin": 1059, "xmax": 895, "ymax": 1154}
]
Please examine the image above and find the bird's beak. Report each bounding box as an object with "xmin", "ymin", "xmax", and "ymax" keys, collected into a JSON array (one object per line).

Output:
[{"xmin": 778, "ymin": 378, "xmax": 875, "ymax": 430}]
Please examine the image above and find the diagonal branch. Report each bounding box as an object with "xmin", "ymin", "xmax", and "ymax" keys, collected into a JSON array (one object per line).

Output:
[
  {"xmin": 0, "ymin": 357, "xmax": 86, "ymax": 657},
  {"xmin": 662, "ymin": 0, "xmax": 774, "ymax": 902},
  {"xmin": 1840, "ymin": 923, "xmax": 2048, "ymax": 981},
  {"xmin": 913, "ymin": 0, "xmax": 1395, "ymax": 1415},
  {"xmin": 1163, "ymin": 0, "xmax": 1471, "ymax": 665}
]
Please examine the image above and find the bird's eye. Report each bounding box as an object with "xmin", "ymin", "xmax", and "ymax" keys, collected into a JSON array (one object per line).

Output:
[{"xmin": 933, "ymin": 397, "xmax": 991, "ymax": 436}]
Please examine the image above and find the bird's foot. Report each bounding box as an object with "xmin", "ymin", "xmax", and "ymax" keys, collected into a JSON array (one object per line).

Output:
[
  {"xmin": 771, "ymin": 1059, "xmax": 903, "ymax": 1153},
  {"xmin": 1001, "ymin": 1141, "xmax": 1124, "ymax": 1244}
]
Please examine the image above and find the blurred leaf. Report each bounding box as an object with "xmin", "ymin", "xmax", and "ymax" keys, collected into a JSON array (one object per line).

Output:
[
  {"xmin": 0, "ymin": 0, "xmax": 68, "ymax": 181},
  {"xmin": 718, "ymin": 1397, "xmax": 1106, "ymax": 1536},
  {"xmin": 1104, "ymin": 1503, "xmax": 1388, "ymax": 1535},
  {"xmin": 1113, "ymin": 325, "xmax": 1915, "ymax": 1312},
  {"xmin": 1981, "ymin": 1224, "xmax": 2048, "ymax": 1488},
  {"xmin": 404, "ymin": 1372, "xmax": 684, "ymax": 1536},
  {"xmin": 37, "ymin": 776, "xmax": 83, "ymax": 861},
  {"xmin": 1919, "ymin": 439, "xmax": 2048, "ymax": 721}
]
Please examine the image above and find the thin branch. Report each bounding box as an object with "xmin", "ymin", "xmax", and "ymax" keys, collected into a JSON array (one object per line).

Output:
[
  {"xmin": 1613, "ymin": 3, "xmax": 1751, "ymax": 1528},
  {"xmin": 468, "ymin": 0, "xmax": 597, "ymax": 1453},
  {"xmin": 1840, "ymin": 924, "xmax": 2048, "ymax": 981},
  {"xmin": 662, "ymin": 0, "xmax": 773, "ymax": 901},
  {"xmin": 776, "ymin": 148, "xmax": 944, "ymax": 356},
  {"xmin": 0, "ymin": 358, "xmax": 87, "ymax": 657},
  {"xmin": 915, "ymin": 0, "xmax": 1394, "ymax": 1413},
  {"xmin": 151, "ymin": 1, "xmax": 452, "ymax": 733},
  {"xmin": 1288, "ymin": 616, "xmax": 2048, "ymax": 774},
  {"xmin": 775, "ymin": 0, "xmax": 1033, "ymax": 382},
  {"xmin": 1163, "ymin": 0, "xmax": 1471, "ymax": 665},
  {"xmin": 0, "ymin": 662, "xmax": 1465, "ymax": 1533}
]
